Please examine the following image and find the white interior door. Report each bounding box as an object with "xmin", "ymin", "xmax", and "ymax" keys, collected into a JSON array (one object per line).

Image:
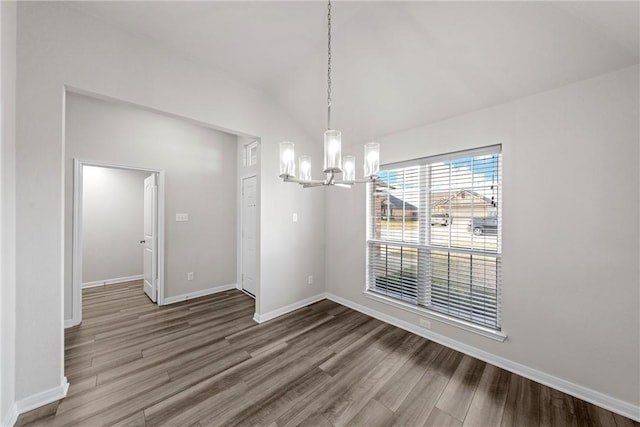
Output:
[
  {"xmin": 242, "ymin": 176, "xmax": 257, "ymax": 296},
  {"xmin": 143, "ymin": 174, "xmax": 158, "ymax": 302}
]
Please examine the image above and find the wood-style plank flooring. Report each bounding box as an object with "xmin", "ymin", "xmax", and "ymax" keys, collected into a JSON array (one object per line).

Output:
[{"xmin": 17, "ymin": 281, "xmax": 638, "ymax": 426}]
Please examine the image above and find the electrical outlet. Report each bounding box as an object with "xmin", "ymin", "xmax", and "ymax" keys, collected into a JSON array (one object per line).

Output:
[
  {"xmin": 419, "ymin": 318, "xmax": 431, "ymax": 329},
  {"xmin": 187, "ymin": 272, "xmax": 194, "ymax": 281},
  {"xmin": 307, "ymin": 275, "xmax": 313, "ymax": 285}
]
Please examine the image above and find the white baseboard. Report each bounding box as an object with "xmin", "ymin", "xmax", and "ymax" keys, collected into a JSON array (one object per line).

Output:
[
  {"xmin": 326, "ymin": 292, "xmax": 640, "ymax": 422},
  {"xmin": 82, "ymin": 274, "xmax": 144, "ymax": 288},
  {"xmin": 15, "ymin": 377, "xmax": 69, "ymax": 418},
  {"xmin": 253, "ymin": 293, "xmax": 326, "ymax": 324},
  {"xmin": 162, "ymin": 283, "xmax": 237, "ymax": 305},
  {"xmin": 64, "ymin": 318, "xmax": 80, "ymax": 329},
  {"xmin": 2, "ymin": 403, "xmax": 18, "ymax": 427}
]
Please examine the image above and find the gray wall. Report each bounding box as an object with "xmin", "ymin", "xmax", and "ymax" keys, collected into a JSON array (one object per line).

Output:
[
  {"xmin": 16, "ymin": 1, "xmax": 325, "ymax": 402},
  {"xmin": 0, "ymin": 1, "xmax": 17, "ymax": 424},
  {"xmin": 81, "ymin": 166, "xmax": 148, "ymax": 285},
  {"xmin": 325, "ymin": 66, "xmax": 640, "ymax": 408},
  {"xmin": 67, "ymin": 93, "xmax": 238, "ymax": 306}
]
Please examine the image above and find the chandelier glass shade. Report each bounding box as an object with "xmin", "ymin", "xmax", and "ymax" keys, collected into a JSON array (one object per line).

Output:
[{"xmin": 279, "ymin": 0, "xmax": 380, "ymax": 188}]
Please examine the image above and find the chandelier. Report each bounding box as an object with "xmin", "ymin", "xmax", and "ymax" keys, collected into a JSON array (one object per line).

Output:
[{"xmin": 279, "ymin": 0, "xmax": 380, "ymax": 188}]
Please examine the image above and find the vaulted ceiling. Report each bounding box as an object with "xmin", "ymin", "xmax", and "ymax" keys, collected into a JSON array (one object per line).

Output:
[{"xmin": 67, "ymin": 1, "xmax": 639, "ymax": 143}]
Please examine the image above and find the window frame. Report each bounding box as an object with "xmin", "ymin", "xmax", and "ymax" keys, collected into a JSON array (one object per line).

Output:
[
  {"xmin": 365, "ymin": 145, "xmax": 506, "ymax": 341},
  {"xmin": 244, "ymin": 140, "xmax": 259, "ymax": 167}
]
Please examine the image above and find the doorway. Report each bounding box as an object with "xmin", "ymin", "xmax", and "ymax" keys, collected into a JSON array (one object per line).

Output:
[
  {"xmin": 241, "ymin": 175, "xmax": 257, "ymax": 296},
  {"xmin": 71, "ymin": 160, "xmax": 165, "ymax": 326}
]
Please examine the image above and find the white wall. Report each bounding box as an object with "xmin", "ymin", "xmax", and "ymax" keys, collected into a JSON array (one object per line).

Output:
[
  {"xmin": 325, "ymin": 66, "xmax": 640, "ymax": 413},
  {"xmin": 68, "ymin": 93, "xmax": 238, "ymax": 307},
  {"xmin": 16, "ymin": 1, "xmax": 326, "ymax": 403},
  {"xmin": 0, "ymin": 1, "xmax": 17, "ymax": 425},
  {"xmin": 81, "ymin": 166, "xmax": 148, "ymax": 285}
]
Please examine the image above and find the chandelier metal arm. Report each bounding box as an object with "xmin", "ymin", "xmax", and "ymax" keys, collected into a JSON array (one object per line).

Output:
[{"xmin": 281, "ymin": 173, "xmax": 378, "ymax": 188}]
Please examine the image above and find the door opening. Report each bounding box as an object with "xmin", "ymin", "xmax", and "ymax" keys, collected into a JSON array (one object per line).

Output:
[
  {"xmin": 142, "ymin": 173, "xmax": 158, "ymax": 302},
  {"xmin": 70, "ymin": 160, "xmax": 165, "ymax": 327},
  {"xmin": 241, "ymin": 175, "xmax": 257, "ymax": 297}
]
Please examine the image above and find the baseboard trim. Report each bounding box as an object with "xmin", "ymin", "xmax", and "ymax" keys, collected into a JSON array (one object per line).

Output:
[
  {"xmin": 253, "ymin": 293, "xmax": 326, "ymax": 324},
  {"xmin": 325, "ymin": 293, "xmax": 640, "ymax": 422},
  {"xmin": 15, "ymin": 377, "xmax": 69, "ymax": 417},
  {"xmin": 2, "ymin": 403, "xmax": 18, "ymax": 427},
  {"xmin": 64, "ymin": 318, "xmax": 80, "ymax": 329},
  {"xmin": 82, "ymin": 274, "xmax": 144, "ymax": 288},
  {"xmin": 162, "ymin": 283, "xmax": 237, "ymax": 305}
]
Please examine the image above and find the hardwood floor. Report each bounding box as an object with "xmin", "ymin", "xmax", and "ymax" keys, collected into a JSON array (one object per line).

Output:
[{"xmin": 17, "ymin": 281, "xmax": 637, "ymax": 427}]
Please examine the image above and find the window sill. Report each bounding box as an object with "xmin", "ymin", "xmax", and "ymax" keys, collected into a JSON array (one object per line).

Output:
[{"xmin": 363, "ymin": 290, "xmax": 507, "ymax": 342}]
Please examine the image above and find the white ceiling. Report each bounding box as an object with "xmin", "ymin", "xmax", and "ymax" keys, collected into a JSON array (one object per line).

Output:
[{"xmin": 68, "ymin": 1, "xmax": 639, "ymax": 143}]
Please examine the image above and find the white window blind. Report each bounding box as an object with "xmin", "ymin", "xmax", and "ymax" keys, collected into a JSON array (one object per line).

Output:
[{"xmin": 367, "ymin": 146, "xmax": 502, "ymax": 330}]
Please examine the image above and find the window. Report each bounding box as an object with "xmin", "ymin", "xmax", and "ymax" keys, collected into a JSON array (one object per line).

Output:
[
  {"xmin": 366, "ymin": 145, "xmax": 502, "ymax": 331},
  {"xmin": 244, "ymin": 141, "xmax": 258, "ymax": 167}
]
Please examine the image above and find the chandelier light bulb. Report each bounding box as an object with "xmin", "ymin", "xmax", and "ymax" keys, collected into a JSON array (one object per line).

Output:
[
  {"xmin": 299, "ymin": 155, "xmax": 312, "ymax": 181},
  {"xmin": 324, "ymin": 129, "xmax": 342, "ymax": 173},
  {"xmin": 364, "ymin": 142, "xmax": 380, "ymax": 178},
  {"xmin": 343, "ymin": 155, "xmax": 356, "ymax": 181},
  {"xmin": 279, "ymin": 141, "xmax": 296, "ymax": 177}
]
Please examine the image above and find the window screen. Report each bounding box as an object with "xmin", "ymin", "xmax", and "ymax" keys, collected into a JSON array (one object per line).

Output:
[{"xmin": 367, "ymin": 145, "xmax": 502, "ymax": 330}]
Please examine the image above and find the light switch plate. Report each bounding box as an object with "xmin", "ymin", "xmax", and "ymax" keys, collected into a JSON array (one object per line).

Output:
[{"xmin": 176, "ymin": 213, "xmax": 189, "ymax": 222}]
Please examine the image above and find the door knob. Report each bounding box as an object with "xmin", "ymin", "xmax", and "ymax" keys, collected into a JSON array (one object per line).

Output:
[{"xmin": 140, "ymin": 240, "xmax": 146, "ymax": 243}]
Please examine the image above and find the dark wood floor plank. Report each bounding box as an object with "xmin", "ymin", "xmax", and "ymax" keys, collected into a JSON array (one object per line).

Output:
[
  {"xmin": 111, "ymin": 411, "xmax": 147, "ymax": 427},
  {"xmin": 97, "ymin": 336, "xmax": 231, "ymax": 385},
  {"xmin": 392, "ymin": 369, "xmax": 450, "ymax": 427},
  {"xmin": 614, "ymin": 412, "xmax": 640, "ymax": 427},
  {"xmin": 14, "ymin": 401, "xmax": 59, "ymax": 427},
  {"xmin": 348, "ymin": 398, "xmax": 397, "ymax": 427},
  {"xmin": 60, "ymin": 368, "xmax": 167, "ymax": 416},
  {"xmin": 52, "ymin": 372, "xmax": 172, "ymax": 426},
  {"xmin": 152, "ymin": 382, "xmax": 247, "ymax": 427},
  {"xmin": 226, "ymin": 367, "xmax": 332, "ymax": 427},
  {"xmin": 374, "ymin": 339, "xmax": 444, "ymax": 412},
  {"xmin": 143, "ymin": 374, "xmax": 247, "ymax": 426},
  {"xmin": 322, "ymin": 330, "xmax": 423, "ymax": 426},
  {"xmin": 219, "ymin": 345, "xmax": 338, "ymax": 426},
  {"xmin": 587, "ymin": 402, "xmax": 617, "ymax": 427},
  {"xmin": 64, "ymin": 375, "xmax": 97, "ymax": 398},
  {"xmin": 275, "ymin": 347, "xmax": 390, "ymax": 427},
  {"xmin": 540, "ymin": 385, "xmax": 578, "ymax": 427},
  {"xmin": 66, "ymin": 350, "xmax": 143, "ymax": 383},
  {"xmin": 14, "ymin": 281, "xmax": 637, "ymax": 427},
  {"xmin": 287, "ymin": 309, "xmax": 378, "ymax": 353},
  {"xmin": 142, "ymin": 341, "xmax": 294, "ymax": 425},
  {"xmin": 426, "ymin": 407, "xmax": 463, "ymax": 427},
  {"xmin": 319, "ymin": 322, "xmax": 390, "ymax": 375},
  {"xmin": 296, "ymin": 413, "xmax": 334, "ymax": 427},
  {"xmin": 435, "ymin": 354, "xmax": 486, "ymax": 421},
  {"xmin": 429, "ymin": 344, "xmax": 465, "ymax": 379},
  {"xmin": 501, "ymin": 374, "xmax": 542, "ymax": 427},
  {"xmin": 463, "ymin": 364, "xmax": 510, "ymax": 426}
]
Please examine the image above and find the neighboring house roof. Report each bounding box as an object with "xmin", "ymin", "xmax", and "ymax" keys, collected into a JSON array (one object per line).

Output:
[
  {"xmin": 381, "ymin": 194, "xmax": 418, "ymax": 211},
  {"xmin": 432, "ymin": 189, "xmax": 496, "ymax": 208},
  {"xmin": 379, "ymin": 189, "xmax": 495, "ymax": 213}
]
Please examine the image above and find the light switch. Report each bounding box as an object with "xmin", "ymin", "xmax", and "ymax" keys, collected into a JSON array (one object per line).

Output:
[
  {"xmin": 176, "ymin": 213, "xmax": 189, "ymax": 222},
  {"xmin": 292, "ymin": 213, "xmax": 298, "ymax": 222}
]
